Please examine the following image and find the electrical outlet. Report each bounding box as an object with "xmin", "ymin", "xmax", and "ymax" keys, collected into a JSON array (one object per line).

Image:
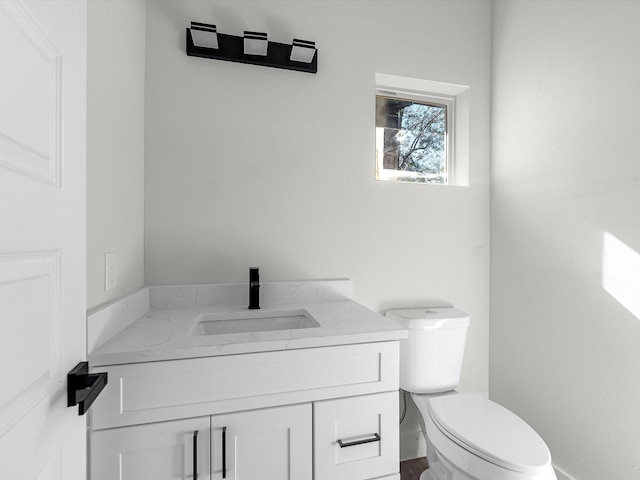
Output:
[{"xmin": 105, "ymin": 252, "xmax": 117, "ymax": 291}]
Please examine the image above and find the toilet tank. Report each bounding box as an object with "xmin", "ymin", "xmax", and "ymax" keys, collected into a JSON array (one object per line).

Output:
[{"xmin": 385, "ymin": 308, "xmax": 469, "ymax": 394}]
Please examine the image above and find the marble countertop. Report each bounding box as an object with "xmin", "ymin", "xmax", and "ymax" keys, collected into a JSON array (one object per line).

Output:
[{"xmin": 88, "ymin": 281, "xmax": 407, "ymax": 366}]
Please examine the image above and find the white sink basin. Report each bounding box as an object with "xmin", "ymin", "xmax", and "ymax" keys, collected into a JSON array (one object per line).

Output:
[{"xmin": 189, "ymin": 309, "xmax": 321, "ymax": 336}]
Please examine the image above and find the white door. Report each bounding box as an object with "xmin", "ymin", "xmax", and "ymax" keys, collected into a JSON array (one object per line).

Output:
[
  {"xmin": 0, "ymin": 1, "xmax": 87, "ymax": 479},
  {"xmin": 211, "ymin": 404, "xmax": 312, "ymax": 480},
  {"xmin": 91, "ymin": 417, "xmax": 211, "ymax": 480}
]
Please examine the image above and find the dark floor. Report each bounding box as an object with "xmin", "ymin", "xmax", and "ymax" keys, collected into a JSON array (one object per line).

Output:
[{"xmin": 400, "ymin": 457, "xmax": 428, "ymax": 480}]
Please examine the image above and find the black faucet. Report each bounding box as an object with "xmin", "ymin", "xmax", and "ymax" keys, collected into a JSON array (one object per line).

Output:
[{"xmin": 248, "ymin": 267, "xmax": 260, "ymax": 309}]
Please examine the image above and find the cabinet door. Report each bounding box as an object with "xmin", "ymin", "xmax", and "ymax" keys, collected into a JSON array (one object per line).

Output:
[
  {"xmin": 314, "ymin": 391, "xmax": 399, "ymax": 480},
  {"xmin": 211, "ymin": 403, "xmax": 312, "ymax": 480},
  {"xmin": 91, "ymin": 416, "xmax": 210, "ymax": 480}
]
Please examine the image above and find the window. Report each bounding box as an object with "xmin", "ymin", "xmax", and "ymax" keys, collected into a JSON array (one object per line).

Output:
[
  {"xmin": 375, "ymin": 74, "xmax": 470, "ymax": 186},
  {"xmin": 376, "ymin": 94, "xmax": 451, "ymax": 184}
]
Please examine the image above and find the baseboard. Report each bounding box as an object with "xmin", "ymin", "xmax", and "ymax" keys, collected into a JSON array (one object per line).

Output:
[{"xmin": 400, "ymin": 428, "xmax": 426, "ymax": 462}]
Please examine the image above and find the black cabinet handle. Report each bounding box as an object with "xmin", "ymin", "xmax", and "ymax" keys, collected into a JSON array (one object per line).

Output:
[
  {"xmin": 337, "ymin": 433, "xmax": 381, "ymax": 448},
  {"xmin": 193, "ymin": 430, "xmax": 198, "ymax": 480},
  {"xmin": 222, "ymin": 426, "xmax": 227, "ymax": 479},
  {"xmin": 67, "ymin": 362, "xmax": 108, "ymax": 415}
]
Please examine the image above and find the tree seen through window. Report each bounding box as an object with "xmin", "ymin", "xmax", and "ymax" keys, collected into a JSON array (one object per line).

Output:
[{"xmin": 376, "ymin": 95, "xmax": 447, "ymax": 183}]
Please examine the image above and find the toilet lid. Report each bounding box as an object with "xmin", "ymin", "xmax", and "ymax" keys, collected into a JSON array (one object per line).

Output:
[{"xmin": 427, "ymin": 393, "xmax": 551, "ymax": 474}]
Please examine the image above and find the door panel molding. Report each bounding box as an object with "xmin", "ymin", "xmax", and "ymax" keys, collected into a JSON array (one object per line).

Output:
[
  {"xmin": 36, "ymin": 450, "xmax": 62, "ymax": 480},
  {"xmin": 0, "ymin": 0, "xmax": 62, "ymax": 186},
  {"xmin": 0, "ymin": 251, "xmax": 61, "ymax": 436}
]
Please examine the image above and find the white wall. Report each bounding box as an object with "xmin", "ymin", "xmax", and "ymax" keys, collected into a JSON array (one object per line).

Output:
[
  {"xmin": 87, "ymin": 0, "xmax": 146, "ymax": 310},
  {"xmin": 491, "ymin": 2, "xmax": 640, "ymax": 478},
  {"xmin": 144, "ymin": 0, "xmax": 491, "ymax": 458}
]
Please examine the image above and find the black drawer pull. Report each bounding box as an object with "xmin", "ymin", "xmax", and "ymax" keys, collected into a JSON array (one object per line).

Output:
[
  {"xmin": 337, "ymin": 433, "xmax": 381, "ymax": 448},
  {"xmin": 222, "ymin": 426, "xmax": 227, "ymax": 479},
  {"xmin": 193, "ymin": 430, "xmax": 198, "ymax": 480}
]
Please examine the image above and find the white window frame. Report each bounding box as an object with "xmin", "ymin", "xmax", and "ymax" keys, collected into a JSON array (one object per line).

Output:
[{"xmin": 375, "ymin": 73, "xmax": 470, "ymax": 186}]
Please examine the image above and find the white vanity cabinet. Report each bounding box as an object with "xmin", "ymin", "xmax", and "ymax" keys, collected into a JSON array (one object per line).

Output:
[
  {"xmin": 91, "ymin": 404, "xmax": 311, "ymax": 480},
  {"xmin": 89, "ymin": 341, "xmax": 400, "ymax": 480}
]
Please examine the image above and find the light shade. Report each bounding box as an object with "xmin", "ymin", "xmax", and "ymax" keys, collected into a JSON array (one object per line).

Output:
[
  {"xmin": 244, "ymin": 31, "xmax": 268, "ymax": 56},
  {"xmin": 190, "ymin": 22, "xmax": 218, "ymax": 49},
  {"xmin": 290, "ymin": 39, "xmax": 316, "ymax": 63}
]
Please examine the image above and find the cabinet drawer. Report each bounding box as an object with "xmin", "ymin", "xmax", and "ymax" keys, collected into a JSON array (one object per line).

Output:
[
  {"xmin": 91, "ymin": 342, "xmax": 398, "ymax": 429},
  {"xmin": 314, "ymin": 391, "xmax": 399, "ymax": 480}
]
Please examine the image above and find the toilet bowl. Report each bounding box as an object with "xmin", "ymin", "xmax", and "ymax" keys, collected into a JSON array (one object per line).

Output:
[
  {"xmin": 413, "ymin": 393, "xmax": 556, "ymax": 480},
  {"xmin": 386, "ymin": 308, "xmax": 557, "ymax": 480}
]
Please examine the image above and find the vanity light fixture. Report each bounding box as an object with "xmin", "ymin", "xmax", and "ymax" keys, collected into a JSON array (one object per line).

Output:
[
  {"xmin": 243, "ymin": 31, "xmax": 268, "ymax": 56},
  {"xmin": 290, "ymin": 39, "xmax": 316, "ymax": 63},
  {"xmin": 186, "ymin": 23, "xmax": 317, "ymax": 74},
  {"xmin": 190, "ymin": 21, "xmax": 219, "ymax": 49}
]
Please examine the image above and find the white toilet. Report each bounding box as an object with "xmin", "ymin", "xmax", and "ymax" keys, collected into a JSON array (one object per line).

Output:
[{"xmin": 386, "ymin": 307, "xmax": 557, "ymax": 480}]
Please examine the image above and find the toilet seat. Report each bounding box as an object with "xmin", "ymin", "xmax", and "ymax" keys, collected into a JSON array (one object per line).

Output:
[{"xmin": 426, "ymin": 393, "xmax": 552, "ymax": 474}]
